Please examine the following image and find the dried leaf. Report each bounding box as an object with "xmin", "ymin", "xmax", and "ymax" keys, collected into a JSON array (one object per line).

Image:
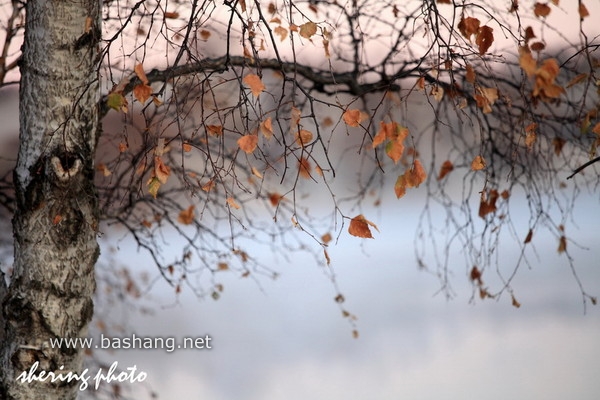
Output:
[
  {"xmin": 466, "ymin": 64, "xmax": 476, "ymax": 83},
  {"xmin": 133, "ymin": 84, "xmax": 153, "ymax": 104},
  {"xmin": 269, "ymin": 192, "xmax": 282, "ymax": 207},
  {"xmin": 182, "ymin": 142, "xmax": 192, "ymax": 152},
  {"xmin": 178, "ymin": 205, "xmax": 195, "ymax": 225},
  {"xmin": 566, "ymin": 73, "xmax": 587, "ymax": 88},
  {"xmin": 406, "ymin": 159, "xmax": 427, "ymax": 187},
  {"xmin": 321, "ymin": 232, "xmax": 332, "ymax": 244},
  {"xmin": 119, "ymin": 142, "xmax": 128, "ymax": 152},
  {"xmin": 299, "ymin": 21, "xmax": 317, "ymax": 39},
  {"xmin": 147, "ymin": 176, "xmax": 161, "ymax": 198},
  {"xmin": 524, "ymin": 229, "xmax": 533, "ymax": 244},
  {"xmin": 154, "ymin": 156, "xmax": 171, "ymax": 184},
  {"xmin": 511, "ymin": 294, "xmax": 521, "ymax": 308},
  {"xmin": 437, "ymin": 160, "xmax": 454, "ymax": 180},
  {"xmin": 458, "ymin": 16, "xmax": 480, "ymax": 39},
  {"xmin": 348, "ymin": 214, "xmax": 378, "ymax": 238},
  {"xmin": 552, "ymin": 137, "xmax": 565, "ymax": 156},
  {"xmin": 134, "ymin": 63, "xmax": 149, "ymax": 84},
  {"xmin": 295, "ymin": 129, "xmax": 313, "ymax": 147},
  {"xmin": 226, "ymin": 197, "xmax": 241, "ymax": 210},
  {"xmin": 343, "ymin": 108, "xmax": 364, "ymax": 127},
  {"xmin": 243, "ymin": 74, "xmax": 266, "ymax": 97},
  {"xmin": 207, "ymin": 125, "xmax": 223, "ymax": 136},
  {"xmin": 557, "ymin": 235, "xmax": 567, "ymax": 253},
  {"xmin": 476, "ymin": 25, "xmax": 494, "ymax": 55},
  {"xmin": 519, "ymin": 47, "xmax": 537, "ymax": 76},
  {"xmin": 471, "ymin": 155, "xmax": 486, "ymax": 170},
  {"xmin": 394, "ymin": 174, "xmax": 407, "ymax": 199},
  {"xmin": 525, "ymin": 123, "xmax": 537, "ymax": 149},
  {"xmin": 298, "ymin": 157, "xmax": 311, "ymax": 179},
  {"xmin": 237, "ymin": 134, "xmax": 258, "ymax": 153},
  {"xmin": 274, "ymin": 26, "xmax": 288, "ymax": 41},
  {"xmin": 533, "ymin": 3, "xmax": 551, "ymax": 18},
  {"xmin": 579, "ymin": 3, "xmax": 589, "ymax": 19},
  {"xmin": 260, "ymin": 117, "xmax": 274, "ymax": 139},
  {"xmin": 96, "ymin": 163, "xmax": 112, "ymax": 177},
  {"xmin": 431, "ymin": 85, "xmax": 444, "ymax": 102},
  {"xmin": 164, "ymin": 11, "xmax": 179, "ymax": 19},
  {"xmin": 199, "ymin": 29, "xmax": 211, "ymax": 40}
]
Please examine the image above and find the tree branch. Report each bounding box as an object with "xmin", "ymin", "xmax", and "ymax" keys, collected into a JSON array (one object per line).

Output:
[{"xmin": 566, "ymin": 156, "xmax": 600, "ymax": 180}]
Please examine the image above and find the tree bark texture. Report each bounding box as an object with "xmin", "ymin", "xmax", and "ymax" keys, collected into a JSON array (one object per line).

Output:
[{"xmin": 0, "ymin": 0, "xmax": 101, "ymax": 398}]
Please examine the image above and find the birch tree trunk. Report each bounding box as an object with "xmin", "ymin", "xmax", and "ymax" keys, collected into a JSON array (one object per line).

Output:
[{"xmin": 0, "ymin": 0, "xmax": 101, "ymax": 398}]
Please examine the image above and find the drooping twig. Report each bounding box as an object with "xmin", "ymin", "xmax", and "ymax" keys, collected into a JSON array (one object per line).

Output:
[{"xmin": 566, "ymin": 156, "xmax": 600, "ymax": 180}]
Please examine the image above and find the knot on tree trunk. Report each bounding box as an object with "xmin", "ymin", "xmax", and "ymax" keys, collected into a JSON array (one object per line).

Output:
[{"xmin": 49, "ymin": 154, "xmax": 82, "ymax": 184}]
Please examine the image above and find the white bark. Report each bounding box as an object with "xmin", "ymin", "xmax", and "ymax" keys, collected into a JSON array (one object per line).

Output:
[{"xmin": 0, "ymin": 0, "xmax": 101, "ymax": 398}]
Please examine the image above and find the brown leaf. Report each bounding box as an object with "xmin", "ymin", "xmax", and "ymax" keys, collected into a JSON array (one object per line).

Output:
[
  {"xmin": 533, "ymin": 3, "xmax": 551, "ymax": 18},
  {"xmin": 524, "ymin": 229, "xmax": 533, "ymax": 244},
  {"xmin": 299, "ymin": 21, "xmax": 317, "ymax": 39},
  {"xmin": 274, "ymin": 26, "xmax": 288, "ymax": 41},
  {"xmin": 348, "ymin": 214, "xmax": 378, "ymax": 238},
  {"xmin": 437, "ymin": 160, "xmax": 454, "ymax": 180},
  {"xmin": 566, "ymin": 73, "xmax": 587, "ymax": 88},
  {"xmin": 466, "ymin": 64, "xmax": 476, "ymax": 84},
  {"xmin": 298, "ymin": 157, "xmax": 311, "ymax": 179},
  {"xmin": 134, "ymin": 63, "xmax": 149, "ymax": 84},
  {"xmin": 579, "ymin": 3, "xmax": 589, "ymax": 19},
  {"xmin": 557, "ymin": 235, "xmax": 567, "ymax": 253},
  {"xmin": 226, "ymin": 197, "xmax": 241, "ymax": 209},
  {"xmin": 178, "ymin": 205, "xmax": 195, "ymax": 225},
  {"xmin": 476, "ymin": 25, "xmax": 494, "ymax": 55},
  {"xmin": 133, "ymin": 84, "xmax": 153, "ymax": 104},
  {"xmin": 260, "ymin": 117, "xmax": 274, "ymax": 139},
  {"xmin": 343, "ymin": 108, "xmax": 364, "ymax": 127},
  {"xmin": 164, "ymin": 11, "xmax": 180, "ymax": 19},
  {"xmin": 295, "ymin": 129, "xmax": 313, "ymax": 147},
  {"xmin": 154, "ymin": 156, "xmax": 171, "ymax": 184},
  {"xmin": 394, "ymin": 174, "xmax": 407, "ymax": 199},
  {"xmin": 207, "ymin": 125, "xmax": 223, "ymax": 136},
  {"xmin": 458, "ymin": 16, "xmax": 480, "ymax": 39}
]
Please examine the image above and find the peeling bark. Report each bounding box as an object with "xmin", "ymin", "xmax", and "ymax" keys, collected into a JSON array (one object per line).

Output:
[{"xmin": 0, "ymin": 0, "xmax": 101, "ymax": 398}]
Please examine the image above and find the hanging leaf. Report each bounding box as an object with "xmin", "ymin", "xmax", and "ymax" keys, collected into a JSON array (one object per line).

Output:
[
  {"xmin": 524, "ymin": 229, "xmax": 533, "ymax": 244},
  {"xmin": 147, "ymin": 176, "xmax": 161, "ymax": 198},
  {"xmin": 458, "ymin": 16, "xmax": 480, "ymax": 39},
  {"xmin": 243, "ymin": 74, "xmax": 266, "ymax": 97},
  {"xmin": 394, "ymin": 174, "xmax": 408, "ymax": 199},
  {"xmin": 534, "ymin": 3, "xmax": 551, "ymax": 18},
  {"xmin": 295, "ymin": 129, "xmax": 313, "ymax": 147},
  {"xmin": 579, "ymin": 3, "xmax": 589, "ymax": 19},
  {"xmin": 154, "ymin": 156, "xmax": 171, "ymax": 184},
  {"xmin": 237, "ymin": 134, "xmax": 258, "ymax": 153},
  {"xmin": 525, "ymin": 123, "xmax": 537, "ymax": 150},
  {"xmin": 260, "ymin": 117, "xmax": 274, "ymax": 139},
  {"xmin": 471, "ymin": 155, "xmax": 486, "ymax": 170},
  {"xmin": 476, "ymin": 25, "xmax": 494, "ymax": 55},
  {"xmin": 207, "ymin": 125, "xmax": 223, "ymax": 136},
  {"xmin": 274, "ymin": 26, "xmax": 288, "ymax": 41},
  {"xmin": 406, "ymin": 159, "xmax": 427, "ymax": 187},
  {"xmin": 178, "ymin": 205, "xmax": 195, "ymax": 225},
  {"xmin": 226, "ymin": 197, "xmax": 241, "ymax": 209},
  {"xmin": 299, "ymin": 21, "xmax": 318, "ymax": 39},
  {"xmin": 437, "ymin": 160, "xmax": 454, "ymax": 180},
  {"xmin": 133, "ymin": 83, "xmax": 153, "ymax": 104},
  {"xmin": 298, "ymin": 157, "xmax": 311, "ymax": 179},
  {"xmin": 134, "ymin": 63, "xmax": 149, "ymax": 84},
  {"xmin": 106, "ymin": 92, "xmax": 127, "ymax": 112},
  {"xmin": 557, "ymin": 235, "xmax": 567, "ymax": 253},
  {"xmin": 466, "ymin": 64, "xmax": 476, "ymax": 83},
  {"xmin": 348, "ymin": 214, "xmax": 378, "ymax": 238},
  {"xmin": 343, "ymin": 108, "xmax": 364, "ymax": 127}
]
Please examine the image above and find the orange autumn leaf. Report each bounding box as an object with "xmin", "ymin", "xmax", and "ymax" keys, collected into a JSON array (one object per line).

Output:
[
  {"xmin": 133, "ymin": 84, "xmax": 153, "ymax": 104},
  {"xmin": 557, "ymin": 235, "xmax": 567, "ymax": 253},
  {"xmin": 268, "ymin": 192, "xmax": 283, "ymax": 207},
  {"xmin": 525, "ymin": 123, "xmax": 537, "ymax": 149},
  {"xmin": 243, "ymin": 74, "xmax": 266, "ymax": 97},
  {"xmin": 134, "ymin": 63, "xmax": 149, "ymax": 84},
  {"xmin": 178, "ymin": 205, "xmax": 195, "ymax": 225},
  {"xmin": 385, "ymin": 138, "xmax": 405, "ymax": 164},
  {"xmin": 476, "ymin": 25, "xmax": 494, "ymax": 55},
  {"xmin": 348, "ymin": 214, "xmax": 378, "ymax": 238},
  {"xmin": 154, "ymin": 156, "xmax": 171, "ymax": 184},
  {"xmin": 119, "ymin": 142, "xmax": 128, "ymax": 152},
  {"xmin": 298, "ymin": 157, "xmax": 311, "ymax": 179},
  {"xmin": 343, "ymin": 108, "xmax": 364, "ymax": 127},
  {"xmin": 592, "ymin": 122, "xmax": 600, "ymax": 136},
  {"xmin": 199, "ymin": 29, "xmax": 211, "ymax": 40},
  {"xmin": 471, "ymin": 155, "xmax": 486, "ymax": 170},
  {"xmin": 437, "ymin": 160, "xmax": 454, "ymax": 180},
  {"xmin": 295, "ymin": 129, "xmax": 313, "ymax": 147},
  {"xmin": 260, "ymin": 117, "xmax": 274, "ymax": 139},
  {"xmin": 164, "ymin": 11, "xmax": 179, "ymax": 19},
  {"xmin": 182, "ymin": 142, "xmax": 192, "ymax": 152},
  {"xmin": 226, "ymin": 197, "xmax": 241, "ymax": 209},
  {"xmin": 394, "ymin": 174, "xmax": 408, "ymax": 199},
  {"xmin": 406, "ymin": 159, "xmax": 427, "ymax": 187},
  {"xmin": 237, "ymin": 134, "xmax": 258, "ymax": 153},
  {"xmin": 274, "ymin": 26, "xmax": 288, "ymax": 41},
  {"xmin": 519, "ymin": 47, "xmax": 537, "ymax": 76}
]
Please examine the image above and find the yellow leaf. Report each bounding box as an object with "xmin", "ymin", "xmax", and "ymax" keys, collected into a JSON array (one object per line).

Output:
[
  {"xmin": 237, "ymin": 134, "xmax": 258, "ymax": 153},
  {"xmin": 147, "ymin": 176, "xmax": 161, "ymax": 198},
  {"xmin": 295, "ymin": 129, "xmax": 313, "ymax": 147},
  {"xmin": 226, "ymin": 197, "xmax": 241, "ymax": 209},
  {"xmin": 348, "ymin": 214, "xmax": 378, "ymax": 238},
  {"xmin": 343, "ymin": 108, "xmax": 364, "ymax": 127},
  {"xmin": 178, "ymin": 205, "xmax": 195, "ymax": 225},
  {"xmin": 299, "ymin": 21, "xmax": 317, "ymax": 39},
  {"xmin": 260, "ymin": 117, "xmax": 274, "ymax": 139},
  {"xmin": 251, "ymin": 166, "xmax": 263, "ymax": 179},
  {"xmin": 476, "ymin": 25, "xmax": 494, "ymax": 55},
  {"xmin": 134, "ymin": 63, "xmax": 149, "ymax": 84},
  {"xmin": 437, "ymin": 160, "xmax": 454, "ymax": 180},
  {"xmin": 243, "ymin": 74, "xmax": 266, "ymax": 97},
  {"xmin": 133, "ymin": 83, "xmax": 153, "ymax": 104},
  {"xmin": 154, "ymin": 156, "xmax": 171, "ymax": 184},
  {"xmin": 471, "ymin": 155, "xmax": 486, "ymax": 170}
]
